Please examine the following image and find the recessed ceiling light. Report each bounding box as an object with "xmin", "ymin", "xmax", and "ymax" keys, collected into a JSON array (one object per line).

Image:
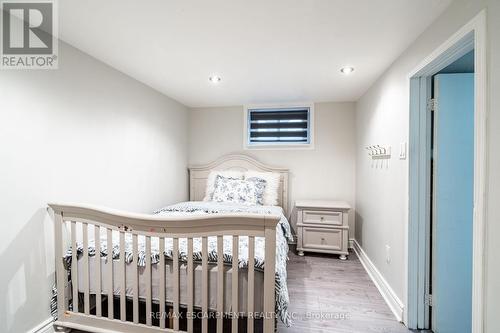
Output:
[
  {"xmin": 209, "ymin": 75, "xmax": 222, "ymax": 84},
  {"xmin": 340, "ymin": 66, "xmax": 354, "ymax": 75}
]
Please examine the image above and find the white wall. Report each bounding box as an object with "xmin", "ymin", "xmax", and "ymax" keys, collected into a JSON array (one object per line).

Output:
[
  {"xmin": 354, "ymin": 0, "xmax": 500, "ymax": 331},
  {"xmin": 484, "ymin": 0, "xmax": 500, "ymax": 331},
  {"xmin": 188, "ymin": 102, "xmax": 356, "ymax": 237},
  {"xmin": 0, "ymin": 42, "xmax": 189, "ymax": 333}
]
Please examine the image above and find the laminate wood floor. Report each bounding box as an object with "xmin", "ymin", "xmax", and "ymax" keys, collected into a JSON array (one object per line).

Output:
[
  {"xmin": 278, "ymin": 249, "xmax": 412, "ymax": 333},
  {"xmin": 72, "ymin": 249, "xmax": 413, "ymax": 333}
]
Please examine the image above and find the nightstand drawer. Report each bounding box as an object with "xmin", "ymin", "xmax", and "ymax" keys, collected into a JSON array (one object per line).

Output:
[
  {"xmin": 302, "ymin": 210, "xmax": 342, "ymax": 226},
  {"xmin": 302, "ymin": 227, "xmax": 342, "ymax": 250}
]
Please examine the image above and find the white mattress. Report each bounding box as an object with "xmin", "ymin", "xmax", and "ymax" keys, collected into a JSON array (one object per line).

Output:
[{"xmin": 77, "ymin": 255, "xmax": 264, "ymax": 313}]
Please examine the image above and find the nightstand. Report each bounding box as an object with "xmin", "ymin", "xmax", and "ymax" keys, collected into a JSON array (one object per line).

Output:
[{"xmin": 296, "ymin": 200, "xmax": 351, "ymax": 260}]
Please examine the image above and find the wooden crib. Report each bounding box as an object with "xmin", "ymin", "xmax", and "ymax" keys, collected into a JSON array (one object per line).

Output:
[
  {"xmin": 50, "ymin": 154, "xmax": 290, "ymax": 333},
  {"xmin": 50, "ymin": 203, "xmax": 279, "ymax": 333}
]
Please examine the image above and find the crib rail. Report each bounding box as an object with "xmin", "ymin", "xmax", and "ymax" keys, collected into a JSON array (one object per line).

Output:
[{"xmin": 50, "ymin": 203, "xmax": 279, "ymax": 333}]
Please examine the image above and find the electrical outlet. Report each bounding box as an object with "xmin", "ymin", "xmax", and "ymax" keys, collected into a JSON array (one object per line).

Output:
[
  {"xmin": 386, "ymin": 245, "xmax": 391, "ymax": 264},
  {"xmin": 399, "ymin": 142, "xmax": 407, "ymax": 160}
]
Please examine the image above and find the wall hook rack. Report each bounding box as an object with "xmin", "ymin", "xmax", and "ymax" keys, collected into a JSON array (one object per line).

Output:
[{"xmin": 365, "ymin": 145, "xmax": 391, "ymax": 159}]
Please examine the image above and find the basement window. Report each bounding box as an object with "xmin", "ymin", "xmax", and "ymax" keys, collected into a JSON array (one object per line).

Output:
[{"xmin": 244, "ymin": 105, "xmax": 314, "ymax": 149}]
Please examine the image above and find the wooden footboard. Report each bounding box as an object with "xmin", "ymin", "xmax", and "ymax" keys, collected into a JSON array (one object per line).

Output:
[{"xmin": 49, "ymin": 203, "xmax": 280, "ymax": 333}]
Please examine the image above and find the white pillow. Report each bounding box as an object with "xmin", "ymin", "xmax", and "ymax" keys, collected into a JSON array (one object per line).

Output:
[
  {"xmin": 244, "ymin": 171, "xmax": 281, "ymax": 206},
  {"xmin": 212, "ymin": 175, "xmax": 267, "ymax": 205},
  {"xmin": 203, "ymin": 170, "xmax": 244, "ymax": 201}
]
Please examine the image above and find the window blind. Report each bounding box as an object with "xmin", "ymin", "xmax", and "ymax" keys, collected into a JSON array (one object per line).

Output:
[{"xmin": 247, "ymin": 107, "xmax": 310, "ymax": 144}]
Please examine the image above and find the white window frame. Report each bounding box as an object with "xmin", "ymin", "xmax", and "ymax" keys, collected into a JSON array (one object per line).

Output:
[{"xmin": 243, "ymin": 103, "xmax": 315, "ymax": 150}]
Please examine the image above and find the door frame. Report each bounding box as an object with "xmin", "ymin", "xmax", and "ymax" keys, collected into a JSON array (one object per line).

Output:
[{"xmin": 407, "ymin": 10, "xmax": 487, "ymax": 332}]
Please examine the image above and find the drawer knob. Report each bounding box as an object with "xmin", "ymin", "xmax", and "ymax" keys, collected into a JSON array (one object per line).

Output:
[{"xmin": 320, "ymin": 216, "xmax": 324, "ymax": 221}]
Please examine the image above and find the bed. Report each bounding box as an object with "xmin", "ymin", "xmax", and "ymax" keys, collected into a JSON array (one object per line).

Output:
[{"xmin": 50, "ymin": 154, "xmax": 291, "ymax": 333}]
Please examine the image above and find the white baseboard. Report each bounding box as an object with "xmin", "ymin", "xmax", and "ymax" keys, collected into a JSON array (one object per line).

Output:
[
  {"xmin": 28, "ymin": 317, "xmax": 55, "ymax": 333},
  {"xmin": 352, "ymin": 239, "xmax": 405, "ymax": 322},
  {"xmin": 348, "ymin": 238, "xmax": 354, "ymax": 249}
]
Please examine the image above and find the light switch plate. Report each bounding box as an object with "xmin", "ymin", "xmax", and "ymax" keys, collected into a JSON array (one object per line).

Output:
[{"xmin": 399, "ymin": 142, "xmax": 407, "ymax": 160}]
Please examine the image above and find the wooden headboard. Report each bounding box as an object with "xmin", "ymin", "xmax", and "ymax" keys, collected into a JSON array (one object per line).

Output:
[{"xmin": 188, "ymin": 154, "xmax": 290, "ymax": 216}]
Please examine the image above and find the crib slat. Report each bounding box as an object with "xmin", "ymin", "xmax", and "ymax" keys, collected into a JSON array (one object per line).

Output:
[
  {"xmin": 145, "ymin": 236, "xmax": 152, "ymax": 326},
  {"xmin": 119, "ymin": 231, "xmax": 126, "ymax": 321},
  {"xmin": 173, "ymin": 238, "xmax": 180, "ymax": 331},
  {"xmin": 232, "ymin": 236, "xmax": 239, "ymax": 333},
  {"xmin": 95, "ymin": 225, "xmax": 102, "ymax": 317},
  {"xmin": 263, "ymin": 228, "xmax": 276, "ymax": 333},
  {"xmin": 83, "ymin": 223, "xmax": 90, "ymax": 315},
  {"xmin": 217, "ymin": 235, "xmax": 224, "ymax": 333},
  {"xmin": 202, "ymin": 237, "xmax": 208, "ymax": 333},
  {"xmin": 71, "ymin": 221, "xmax": 79, "ymax": 313},
  {"xmin": 247, "ymin": 236, "xmax": 255, "ymax": 333},
  {"xmin": 187, "ymin": 238, "xmax": 194, "ymax": 333},
  {"xmin": 106, "ymin": 228, "xmax": 114, "ymax": 319},
  {"xmin": 159, "ymin": 237, "xmax": 166, "ymax": 329},
  {"xmin": 132, "ymin": 234, "xmax": 139, "ymax": 324}
]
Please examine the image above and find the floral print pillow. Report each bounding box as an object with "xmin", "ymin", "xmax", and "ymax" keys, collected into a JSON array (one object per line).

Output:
[{"xmin": 212, "ymin": 175, "xmax": 267, "ymax": 205}]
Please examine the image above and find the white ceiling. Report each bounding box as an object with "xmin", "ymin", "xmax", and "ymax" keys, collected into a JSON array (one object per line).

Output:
[{"xmin": 59, "ymin": 0, "xmax": 452, "ymax": 107}]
